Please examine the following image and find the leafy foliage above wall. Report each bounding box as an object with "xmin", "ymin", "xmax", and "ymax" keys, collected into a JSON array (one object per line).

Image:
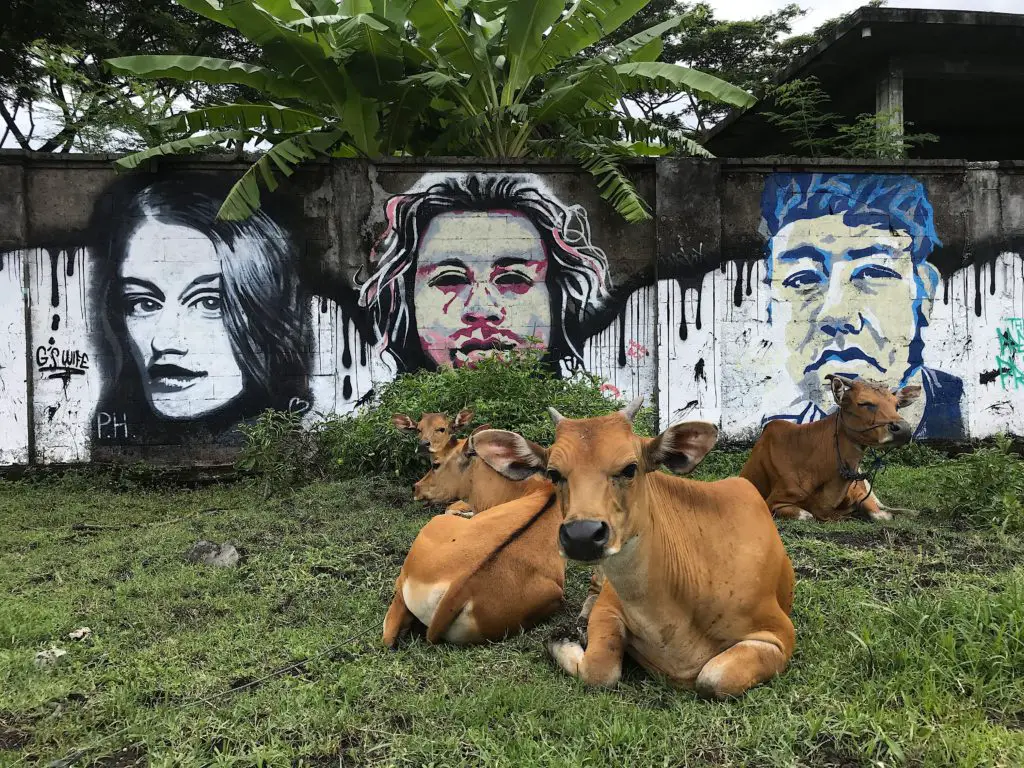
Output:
[{"xmin": 105, "ymin": 0, "xmax": 755, "ymax": 222}]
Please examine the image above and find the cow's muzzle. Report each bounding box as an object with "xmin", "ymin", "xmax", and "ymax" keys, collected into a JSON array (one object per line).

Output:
[
  {"xmin": 559, "ymin": 520, "xmax": 610, "ymax": 562},
  {"xmin": 418, "ymin": 440, "xmax": 431, "ymax": 454},
  {"xmin": 886, "ymin": 420, "xmax": 912, "ymax": 446}
]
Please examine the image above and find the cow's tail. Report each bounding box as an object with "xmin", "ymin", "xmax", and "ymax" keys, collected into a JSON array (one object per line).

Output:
[{"xmin": 425, "ymin": 493, "xmax": 556, "ymax": 644}]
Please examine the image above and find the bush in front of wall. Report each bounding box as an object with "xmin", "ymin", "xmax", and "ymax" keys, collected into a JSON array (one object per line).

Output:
[{"xmin": 237, "ymin": 348, "xmax": 655, "ymax": 495}]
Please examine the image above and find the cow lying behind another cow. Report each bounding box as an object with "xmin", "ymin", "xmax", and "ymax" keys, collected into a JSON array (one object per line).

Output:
[
  {"xmin": 472, "ymin": 398, "xmax": 796, "ymax": 699},
  {"xmin": 383, "ymin": 430, "xmax": 566, "ymax": 647},
  {"xmin": 740, "ymin": 375, "xmax": 920, "ymax": 522}
]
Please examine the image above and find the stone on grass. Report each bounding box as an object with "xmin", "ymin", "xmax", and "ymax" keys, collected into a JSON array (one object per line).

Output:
[
  {"xmin": 68, "ymin": 627, "xmax": 92, "ymax": 641},
  {"xmin": 185, "ymin": 540, "xmax": 240, "ymax": 568},
  {"xmin": 35, "ymin": 648, "xmax": 67, "ymax": 668}
]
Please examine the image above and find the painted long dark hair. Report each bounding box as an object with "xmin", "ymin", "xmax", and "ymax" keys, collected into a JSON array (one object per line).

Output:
[
  {"xmin": 89, "ymin": 175, "xmax": 313, "ymax": 443},
  {"xmin": 357, "ymin": 173, "xmax": 611, "ymax": 374}
]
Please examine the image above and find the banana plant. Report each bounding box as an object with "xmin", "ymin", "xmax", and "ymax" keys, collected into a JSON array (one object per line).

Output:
[{"xmin": 107, "ymin": 0, "xmax": 754, "ymax": 222}]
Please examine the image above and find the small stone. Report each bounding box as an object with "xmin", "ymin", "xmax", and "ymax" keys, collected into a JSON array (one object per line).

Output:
[
  {"xmin": 68, "ymin": 627, "xmax": 92, "ymax": 641},
  {"xmin": 35, "ymin": 648, "xmax": 67, "ymax": 668},
  {"xmin": 185, "ymin": 540, "xmax": 240, "ymax": 568}
]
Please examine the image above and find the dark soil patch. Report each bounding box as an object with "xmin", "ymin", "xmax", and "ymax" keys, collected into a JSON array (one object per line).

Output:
[
  {"xmin": 0, "ymin": 712, "xmax": 33, "ymax": 750},
  {"xmin": 986, "ymin": 708, "xmax": 1024, "ymax": 731},
  {"xmin": 96, "ymin": 743, "xmax": 146, "ymax": 767},
  {"xmin": 783, "ymin": 527, "xmax": 1018, "ymax": 573}
]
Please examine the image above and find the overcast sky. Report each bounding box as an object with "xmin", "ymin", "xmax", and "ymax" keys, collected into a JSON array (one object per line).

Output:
[{"xmin": 709, "ymin": 0, "xmax": 1022, "ymax": 35}]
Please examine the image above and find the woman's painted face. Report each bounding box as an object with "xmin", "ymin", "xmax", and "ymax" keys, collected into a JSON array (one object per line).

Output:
[
  {"xmin": 413, "ymin": 211, "xmax": 551, "ymax": 367},
  {"xmin": 119, "ymin": 220, "xmax": 244, "ymax": 420}
]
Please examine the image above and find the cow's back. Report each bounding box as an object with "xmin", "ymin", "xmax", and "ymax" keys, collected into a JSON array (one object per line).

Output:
[{"xmin": 740, "ymin": 419, "xmax": 806, "ymax": 497}]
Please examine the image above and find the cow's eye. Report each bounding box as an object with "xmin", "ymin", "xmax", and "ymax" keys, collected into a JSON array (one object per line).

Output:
[
  {"xmin": 437, "ymin": 427, "xmax": 446, "ymax": 433},
  {"xmin": 858, "ymin": 402, "xmax": 877, "ymax": 411},
  {"xmin": 431, "ymin": 462, "xmax": 441, "ymax": 470},
  {"xmin": 546, "ymin": 468, "xmax": 564, "ymax": 484},
  {"xmin": 617, "ymin": 463, "xmax": 638, "ymax": 479}
]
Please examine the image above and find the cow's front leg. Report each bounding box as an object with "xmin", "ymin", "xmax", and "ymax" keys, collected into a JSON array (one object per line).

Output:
[
  {"xmin": 770, "ymin": 502, "xmax": 815, "ymax": 521},
  {"xmin": 578, "ymin": 568, "xmax": 605, "ymax": 622},
  {"xmin": 547, "ymin": 589, "xmax": 626, "ymax": 687},
  {"xmin": 765, "ymin": 490, "xmax": 815, "ymax": 521},
  {"xmin": 695, "ymin": 632, "xmax": 791, "ymax": 699},
  {"xmin": 444, "ymin": 501, "xmax": 475, "ymax": 518}
]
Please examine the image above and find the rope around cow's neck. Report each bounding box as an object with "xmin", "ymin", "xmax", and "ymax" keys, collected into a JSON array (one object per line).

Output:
[{"xmin": 834, "ymin": 411, "xmax": 889, "ymax": 510}]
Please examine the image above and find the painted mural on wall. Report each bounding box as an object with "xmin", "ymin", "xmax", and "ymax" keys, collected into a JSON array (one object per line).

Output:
[
  {"xmin": 88, "ymin": 178, "xmax": 314, "ymax": 447},
  {"xmin": 357, "ymin": 173, "xmax": 612, "ymax": 377},
  {"xmin": 1, "ymin": 159, "xmax": 1022, "ymax": 465},
  {"xmin": 757, "ymin": 173, "xmax": 964, "ymax": 438}
]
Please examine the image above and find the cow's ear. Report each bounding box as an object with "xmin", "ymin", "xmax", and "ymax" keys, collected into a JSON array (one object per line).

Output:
[
  {"xmin": 826, "ymin": 374, "xmax": 853, "ymax": 404},
  {"xmin": 471, "ymin": 429, "xmax": 548, "ymax": 481},
  {"xmin": 453, "ymin": 409, "xmax": 474, "ymax": 429},
  {"xmin": 392, "ymin": 413, "xmax": 417, "ymax": 433},
  {"xmin": 644, "ymin": 421, "xmax": 718, "ymax": 475},
  {"xmin": 896, "ymin": 384, "xmax": 922, "ymax": 409}
]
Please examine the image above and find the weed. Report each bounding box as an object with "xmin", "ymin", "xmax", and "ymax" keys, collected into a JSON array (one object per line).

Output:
[{"xmin": 937, "ymin": 434, "xmax": 1024, "ymax": 532}]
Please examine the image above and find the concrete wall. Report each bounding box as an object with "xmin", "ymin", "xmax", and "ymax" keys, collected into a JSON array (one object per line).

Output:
[{"xmin": 0, "ymin": 152, "xmax": 1022, "ymax": 465}]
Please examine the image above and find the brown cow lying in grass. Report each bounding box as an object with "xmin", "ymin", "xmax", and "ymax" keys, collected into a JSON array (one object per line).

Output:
[
  {"xmin": 472, "ymin": 399, "xmax": 796, "ymax": 699},
  {"xmin": 740, "ymin": 375, "xmax": 920, "ymax": 522},
  {"xmin": 383, "ymin": 431, "xmax": 566, "ymax": 647}
]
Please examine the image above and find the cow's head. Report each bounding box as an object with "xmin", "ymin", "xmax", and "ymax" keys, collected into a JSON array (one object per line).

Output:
[
  {"xmin": 826, "ymin": 375, "xmax": 920, "ymax": 447},
  {"xmin": 392, "ymin": 409, "xmax": 473, "ymax": 455},
  {"xmin": 472, "ymin": 398, "xmax": 718, "ymax": 563},
  {"xmin": 412, "ymin": 425, "xmax": 492, "ymax": 503}
]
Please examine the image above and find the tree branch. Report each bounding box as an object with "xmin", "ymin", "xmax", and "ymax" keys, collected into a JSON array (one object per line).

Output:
[{"xmin": 0, "ymin": 100, "xmax": 30, "ymax": 149}]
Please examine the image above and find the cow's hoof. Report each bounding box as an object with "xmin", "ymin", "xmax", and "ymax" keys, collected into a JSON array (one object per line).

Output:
[
  {"xmin": 796, "ymin": 509, "xmax": 815, "ymax": 522},
  {"xmin": 868, "ymin": 509, "xmax": 893, "ymax": 522}
]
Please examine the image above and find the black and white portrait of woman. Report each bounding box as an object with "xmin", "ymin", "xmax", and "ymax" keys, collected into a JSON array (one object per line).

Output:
[
  {"xmin": 89, "ymin": 176, "xmax": 313, "ymax": 444},
  {"xmin": 357, "ymin": 173, "xmax": 611, "ymax": 376}
]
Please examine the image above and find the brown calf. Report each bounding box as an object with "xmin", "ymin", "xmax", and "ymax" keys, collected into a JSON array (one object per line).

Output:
[
  {"xmin": 413, "ymin": 431, "xmax": 548, "ymax": 517},
  {"xmin": 392, "ymin": 409, "xmax": 473, "ymax": 456},
  {"xmin": 383, "ymin": 433, "xmax": 565, "ymax": 647},
  {"xmin": 473, "ymin": 399, "xmax": 795, "ymax": 699},
  {"xmin": 740, "ymin": 375, "xmax": 921, "ymax": 522}
]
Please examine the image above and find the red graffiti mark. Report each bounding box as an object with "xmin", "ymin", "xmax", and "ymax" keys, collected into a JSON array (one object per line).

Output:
[
  {"xmin": 600, "ymin": 383, "xmax": 622, "ymax": 399},
  {"xmin": 626, "ymin": 340, "xmax": 648, "ymax": 360}
]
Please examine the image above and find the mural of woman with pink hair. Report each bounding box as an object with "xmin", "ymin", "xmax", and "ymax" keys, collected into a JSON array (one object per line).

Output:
[{"xmin": 358, "ymin": 174, "xmax": 611, "ymax": 375}]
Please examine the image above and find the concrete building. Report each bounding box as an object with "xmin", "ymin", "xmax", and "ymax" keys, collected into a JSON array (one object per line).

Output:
[{"xmin": 704, "ymin": 7, "xmax": 1024, "ymax": 160}]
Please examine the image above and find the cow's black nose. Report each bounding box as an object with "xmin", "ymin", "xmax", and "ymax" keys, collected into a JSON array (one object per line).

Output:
[
  {"xmin": 888, "ymin": 420, "xmax": 912, "ymax": 445},
  {"xmin": 418, "ymin": 440, "xmax": 430, "ymax": 452},
  {"xmin": 559, "ymin": 520, "xmax": 610, "ymax": 562}
]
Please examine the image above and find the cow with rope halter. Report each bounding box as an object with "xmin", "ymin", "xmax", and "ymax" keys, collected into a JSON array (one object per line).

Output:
[{"xmin": 740, "ymin": 374, "xmax": 921, "ymax": 522}]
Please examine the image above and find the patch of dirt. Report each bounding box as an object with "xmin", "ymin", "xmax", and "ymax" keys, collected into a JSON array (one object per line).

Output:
[
  {"xmin": 137, "ymin": 689, "xmax": 187, "ymax": 708},
  {"xmin": 784, "ymin": 527, "xmax": 1018, "ymax": 574},
  {"xmin": 95, "ymin": 743, "xmax": 146, "ymax": 767},
  {"xmin": 0, "ymin": 712, "xmax": 33, "ymax": 750},
  {"xmin": 986, "ymin": 708, "xmax": 1024, "ymax": 731}
]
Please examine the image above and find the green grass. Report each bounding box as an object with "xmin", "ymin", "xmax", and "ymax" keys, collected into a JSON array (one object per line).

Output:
[{"xmin": 2, "ymin": 456, "xmax": 1024, "ymax": 767}]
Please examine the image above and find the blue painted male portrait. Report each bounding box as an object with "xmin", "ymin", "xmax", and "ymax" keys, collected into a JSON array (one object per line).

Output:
[{"xmin": 758, "ymin": 172, "xmax": 964, "ymax": 439}]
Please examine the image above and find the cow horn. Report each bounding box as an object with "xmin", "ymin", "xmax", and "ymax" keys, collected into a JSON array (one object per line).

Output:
[
  {"xmin": 620, "ymin": 396, "xmax": 644, "ymax": 422},
  {"xmin": 547, "ymin": 406, "xmax": 565, "ymax": 425}
]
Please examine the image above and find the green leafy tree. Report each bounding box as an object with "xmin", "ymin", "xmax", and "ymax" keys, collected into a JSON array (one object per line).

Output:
[
  {"xmin": 580, "ymin": 2, "xmax": 807, "ymax": 134},
  {"xmin": 1, "ymin": 0, "xmax": 259, "ymax": 152},
  {"xmin": 106, "ymin": 0, "xmax": 755, "ymax": 222}
]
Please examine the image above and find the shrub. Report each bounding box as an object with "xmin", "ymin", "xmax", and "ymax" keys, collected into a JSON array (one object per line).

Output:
[
  {"xmin": 237, "ymin": 348, "xmax": 657, "ymax": 493},
  {"xmin": 937, "ymin": 434, "xmax": 1024, "ymax": 533}
]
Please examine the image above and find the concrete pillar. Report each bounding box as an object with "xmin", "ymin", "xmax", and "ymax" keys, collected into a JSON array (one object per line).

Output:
[{"xmin": 875, "ymin": 64, "xmax": 905, "ymax": 133}]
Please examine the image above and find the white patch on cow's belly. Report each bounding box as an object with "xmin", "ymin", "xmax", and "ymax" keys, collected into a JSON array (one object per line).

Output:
[
  {"xmin": 403, "ymin": 578, "xmax": 450, "ymax": 626},
  {"xmin": 401, "ymin": 579, "xmax": 479, "ymax": 643},
  {"xmin": 442, "ymin": 600, "xmax": 479, "ymax": 643}
]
